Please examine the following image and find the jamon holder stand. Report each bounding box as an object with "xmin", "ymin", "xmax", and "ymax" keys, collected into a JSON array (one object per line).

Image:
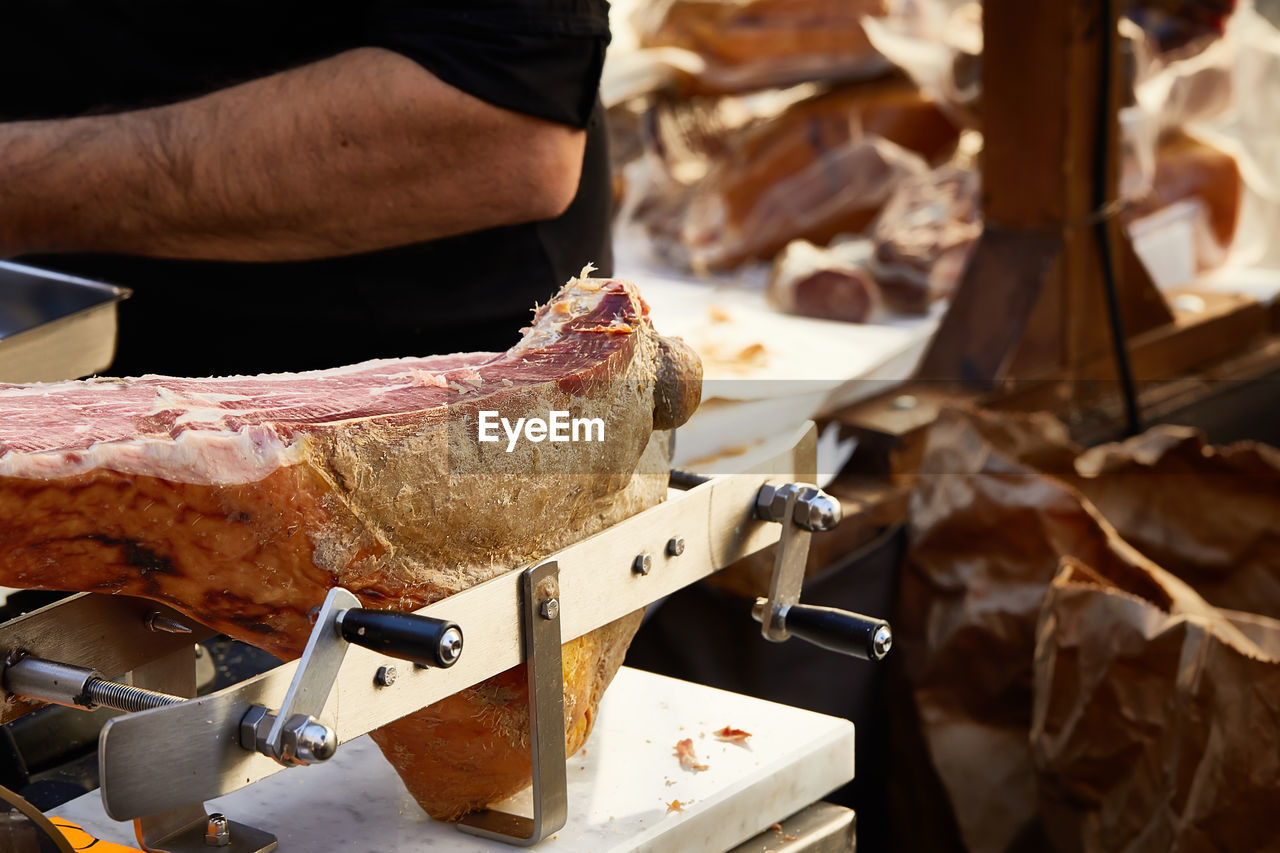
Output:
[{"xmin": 0, "ymin": 423, "xmax": 890, "ymax": 851}]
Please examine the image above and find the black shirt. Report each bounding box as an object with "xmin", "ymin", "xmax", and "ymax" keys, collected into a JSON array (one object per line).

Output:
[{"xmin": 3, "ymin": 0, "xmax": 613, "ymax": 375}]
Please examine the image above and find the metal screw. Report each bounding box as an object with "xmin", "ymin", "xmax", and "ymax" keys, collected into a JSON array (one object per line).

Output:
[
  {"xmin": 374, "ymin": 666, "xmax": 397, "ymax": 687},
  {"xmin": 83, "ymin": 678, "xmax": 185, "ymax": 713},
  {"xmin": 205, "ymin": 813, "xmax": 231, "ymax": 847},
  {"xmin": 891, "ymin": 394, "xmax": 918, "ymax": 411},
  {"xmin": 540, "ymin": 598, "xmax": 560, "ymax": 621},
  {"xmin": 666, "ymin": 537, "xmax": 686, "ymax": 557},
  {"xmin": 872, "ymin": 625, "xmax": 893, "ymax": 660},
  {"xmin": 145, "ymin": 611, "xmax": 192, "ymax": 634},
  {"xmin": 632, "ymin": 553, "xmax": 652, "ymax": 575},
  {"xmin": 437, "ymin": 627, "xmax": 463, "ymax": 666}
]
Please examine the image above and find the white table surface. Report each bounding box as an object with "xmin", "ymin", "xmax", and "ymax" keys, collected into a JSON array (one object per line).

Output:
[{"xmin": 53, "ymin": 667, "xmax": 855, "ymax": 852}]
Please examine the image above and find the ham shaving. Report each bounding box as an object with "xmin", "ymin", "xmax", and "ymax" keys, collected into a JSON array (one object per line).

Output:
[
  {"xmin": 713, "ymin": 726, "xmax": 752, "ymax": 743},
  {"xmin": 674, "ymin": 738, "xmax": 708, "ymax": 772}
]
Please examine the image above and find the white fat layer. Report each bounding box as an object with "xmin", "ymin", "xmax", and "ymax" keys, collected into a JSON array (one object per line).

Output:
[
  {"xmin": 0, "ymin": 353, "xmax": 483, "ymax": 401},
  {"xmin": 173, "ymin": 407, "xmax": 250, "ymax": 426},
  {"xmin": 0, "ymin": 426, "xmax": 304, "ymax": 485},
  {"xmin": 152, "ymin": 387, "xmax": 250, "ymax": 410}
]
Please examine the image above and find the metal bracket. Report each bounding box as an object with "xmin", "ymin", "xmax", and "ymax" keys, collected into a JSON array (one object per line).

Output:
[
  {"xmin": 126, "ymin": 646, "xmax": 278, "ymax": 853},
  {"xmin": 0, "ymin": 593, "xmax": 214, "ymax": 726},
  {"xmin": 239, "ymin": 586, "xmax": 464, "ymax": 767},
  {"xmin": 457, "ymin": 560, "xmax": 568, "ymax": 846},
  {"xmin": 135, "ymin": 804, "xmax": 277, "ymax": 853},
  {"xmin": 757, "ymin": 484, "xmax": 815, "ymax": 642},
  {"xmin": 751, "ymin": 482, "xmax": 893, "ymax": 660},
  {"xmin": 249, "ymin": 587, "xmax": 358, "ymax": 766}
]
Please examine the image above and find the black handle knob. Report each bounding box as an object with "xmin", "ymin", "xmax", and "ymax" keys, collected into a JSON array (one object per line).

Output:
[
  {"xmin": 337, "ymin": 609, "xmax": 463, "ymax": 668},
  {"xmin": 782, "ymin": 604, "xmax": 892, "ymax": 661}
]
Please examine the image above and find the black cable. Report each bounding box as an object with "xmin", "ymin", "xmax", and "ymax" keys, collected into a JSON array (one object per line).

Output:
[{"xmin": 1094, "ymin": 0, "xmax": 1144, "ymax": 437}]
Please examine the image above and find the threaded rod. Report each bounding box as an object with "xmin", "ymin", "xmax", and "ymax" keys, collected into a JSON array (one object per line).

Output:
[
  {"xmin": 3, "ymin": 656, "xmax": 188, "ymax": 712},
  {"xmin": 84, "ymin": 678, "xmax": 185, "ymax": 712}
]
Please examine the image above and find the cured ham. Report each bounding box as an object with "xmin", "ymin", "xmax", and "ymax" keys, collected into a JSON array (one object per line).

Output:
[{"xmin": 0, "ymin": 272, "xmax": 702, "ymax": 820}]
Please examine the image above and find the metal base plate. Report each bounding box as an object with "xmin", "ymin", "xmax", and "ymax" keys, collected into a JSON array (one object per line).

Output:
[
  {"xmin": 54, "ymin": 668, "xmax": 854, "ymax": 853},
  {"xmin": 139, "ymin": 816, "xmax": 277, "ymax": 853}
]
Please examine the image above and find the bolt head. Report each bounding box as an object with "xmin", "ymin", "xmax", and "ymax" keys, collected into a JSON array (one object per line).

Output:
[
  {"xmin": 280, "ymin": 714, "xmax": 336, "ymax": 765},
  {"xmin": 540, "ymin": 597, "xmax": 560, "ymax": 621},
  {"xmin": 872, "ymin": 624, "xmax": 893, "ymax": 659},
  {"xmin": 795, "ymin": 487, "xmax": 842, "ymax": 531},
  {"xmin": 632, "ymin": 553, "xmax": 652, "ymax": 575},
  {"xmin": 205, "ymin": 813, "xmax": 231, "ymax": 846},
  {"xmin": 891, "ymin": 394, "xmax": 918, "ymax": 411},
  {"xmin": 666, "ymin": 537, "xmax": 686, "ymax": 557},
  {"xmin": 437, "ymin": 627, "xmax": 464, "ymax": 666},
  {"xmin": 375, "ymin": 665, "xmax": 397, "ymax": 687}
]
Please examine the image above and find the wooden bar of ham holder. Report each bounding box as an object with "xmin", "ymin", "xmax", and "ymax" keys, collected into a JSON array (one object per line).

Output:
[{"xmin": 917, "ymin": 0, "xmax": 1172, "ymax": 391}]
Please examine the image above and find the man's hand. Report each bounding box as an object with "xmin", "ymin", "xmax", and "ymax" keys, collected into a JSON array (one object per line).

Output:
[{"xmin": 0, "ymin": 48, "xmax": 585, "ymax": 261}]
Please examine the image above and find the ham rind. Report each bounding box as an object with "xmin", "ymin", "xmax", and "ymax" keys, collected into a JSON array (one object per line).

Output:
[{"xmin": 0, "ymin": 273, "xmax": 702, "ymax": 820}]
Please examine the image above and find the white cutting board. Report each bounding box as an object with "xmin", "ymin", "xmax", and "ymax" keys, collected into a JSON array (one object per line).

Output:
[{"xmin": 53, "ymin": 667, "xmax": 855, "ymax": 852}]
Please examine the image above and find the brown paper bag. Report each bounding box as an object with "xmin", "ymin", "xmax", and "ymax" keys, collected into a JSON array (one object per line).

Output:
[
  {"xmin": 897, "ymin": 408, "xmax": 1280, "ymax": 853},
  {"xmin": 1072, "ymin": 427, "xmax": 1280, "ymax": 619},
  {"xmin": 1032, "ymin": 557, "xmax": 1280, "ymax": 853}
]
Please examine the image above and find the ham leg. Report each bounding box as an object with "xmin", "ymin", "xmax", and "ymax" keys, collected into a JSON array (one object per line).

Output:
[{"xmin": 0, "ymin": 272, "xmax": 702, "ymax": 819}]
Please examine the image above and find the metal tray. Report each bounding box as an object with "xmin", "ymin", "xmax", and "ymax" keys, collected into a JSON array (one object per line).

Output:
[{"xmin": 0, "ymin": 262, "xmax": 130, "ymax": 383}]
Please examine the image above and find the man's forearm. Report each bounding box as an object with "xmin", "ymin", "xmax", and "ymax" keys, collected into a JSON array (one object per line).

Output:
[{"xmin": 0, "ymin": 48, "xmax": 586, "ymax": 261}]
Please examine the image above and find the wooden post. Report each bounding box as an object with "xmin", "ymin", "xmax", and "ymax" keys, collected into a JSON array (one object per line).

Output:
[{"xmin": 917, "ymin": 0, "xmax": 1172, "ymax": 386}]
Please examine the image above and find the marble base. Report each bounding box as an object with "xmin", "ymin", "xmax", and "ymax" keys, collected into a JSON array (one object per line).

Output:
[{"xmin": 54, "ymin": 667, "xmax": 854, "ymax": 851}]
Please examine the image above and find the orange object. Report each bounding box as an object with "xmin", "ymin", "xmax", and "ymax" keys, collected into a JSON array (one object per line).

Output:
[{"xmin": 48, "ymin": 818, "xmax": 144, "ymax": 852}]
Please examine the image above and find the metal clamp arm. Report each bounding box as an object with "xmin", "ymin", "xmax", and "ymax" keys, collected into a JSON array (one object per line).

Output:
[
  {"xmin": 243, "ymin": 588, "xmax": 464, "ymax": 768},
  {"xmin": 751, "ymin": 482, "xmax": 893, "ymax": 661}
]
